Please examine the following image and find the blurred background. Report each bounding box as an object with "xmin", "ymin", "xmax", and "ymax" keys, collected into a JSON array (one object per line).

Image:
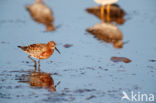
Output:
[{"xmin": 0, "ymin": 0, "xmax": 156, "ymax": 103}]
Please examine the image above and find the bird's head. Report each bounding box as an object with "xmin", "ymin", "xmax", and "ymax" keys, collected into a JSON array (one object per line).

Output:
[{"xmin": 48, "ymin": 41, "xmax": 61, "ymax": 54}]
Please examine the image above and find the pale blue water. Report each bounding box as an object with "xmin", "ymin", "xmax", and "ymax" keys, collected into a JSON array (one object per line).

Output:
[{"xmin": 0, "ymin": 0, "xmax": 156, "ymax": 103}]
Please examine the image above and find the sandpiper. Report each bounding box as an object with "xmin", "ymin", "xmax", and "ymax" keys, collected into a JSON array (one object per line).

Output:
[
  {"xmin": 26, "ymin": 0, "xmax": 55, "ymax": 31},
  {"xmin": 18, "ymin": 41, "xmax": 60, "ymax": 70},
  {"xmin": 94, "ymin": 0, "xmax": 118, "ymax": 21}
]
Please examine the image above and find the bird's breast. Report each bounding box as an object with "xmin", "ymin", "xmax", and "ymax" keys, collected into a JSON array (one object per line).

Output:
[{"xmin": 39, "ymin": 49, "xmax": 53, "ymax": 59}]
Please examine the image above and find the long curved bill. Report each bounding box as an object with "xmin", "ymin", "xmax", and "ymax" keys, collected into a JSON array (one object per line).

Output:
[
  {"xmin": 55, "ymin": 47, "xmax": 61, "ymax": 54},
  {"xmin": 55, "ymin": 81, "xmax": 61, "ymax": 88}
]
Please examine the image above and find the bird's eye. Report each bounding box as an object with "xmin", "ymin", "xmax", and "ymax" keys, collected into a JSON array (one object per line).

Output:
[{"xmin": 51, "ymin": 43, "xmax": 55, "ymax": 47}]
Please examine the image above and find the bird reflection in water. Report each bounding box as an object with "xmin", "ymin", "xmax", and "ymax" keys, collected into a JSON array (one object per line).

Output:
[
  {"xmin": 94, "ymin": 0, "xmax": 119, "ymax": 22},
  {"xmin": 18, "ymin": 66, "xmax": 60, "ymax": 92},
  {"xmin": 86, "ymin": 4, "xmax": 126, "ymax": 48},
  {"xmin": 26, "ymin": 0, "xmax": 55, "ymax": 31},
  {"xmin": 29, "ymin": 71, "xmax": 60, "ymax": 92},
  {"xmin": 87, "ymin": 23, "xmax": 123, "ymax": 48},
  {"xmin": 86, "ymin": 4, "xmax": 125, "ymax": 24}
]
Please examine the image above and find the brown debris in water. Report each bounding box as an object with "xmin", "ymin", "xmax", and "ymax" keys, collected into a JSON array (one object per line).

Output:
[
  {"xmin": 111, "ymin": 56, "xmax": 131, "ymax": 63},
  {"xmin": 64, "ymin": 44, "xmax": 73, "ymax": 48},
  {"xmin": 149, "ymin": 59, "xmax": 156, "ymax": 62},
  {"xmin": 0, "ymin": 41, "xmax": 10, "ymax": 44}
]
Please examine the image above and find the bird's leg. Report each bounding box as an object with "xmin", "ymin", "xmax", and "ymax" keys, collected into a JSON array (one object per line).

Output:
[
  {"xmin": 38, "ymin": 60, "xmax": 40, "ymax": 72},
  {"xmin": 101, "ymin": 5, "xmax": 105, "ymax": 21},
  {"xmin": 28, "ymin": 55, "xmax": 37, "ymax": 71},
  {"xmin": 106, "ymin": 4, "xmax": 111, "ymax": 22}
]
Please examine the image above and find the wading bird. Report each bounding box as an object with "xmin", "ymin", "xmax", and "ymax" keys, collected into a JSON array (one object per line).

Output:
[
  {"xmin": 26, "ymin": 0, "xmax": 55, "ymax": 31},
  {"xmin": 18, "ymin": 41, "xmax": 60, "ymax": 70},
  {"xmin": 94, "ymin": 0, "xmax": 118, "ymax": 21}
]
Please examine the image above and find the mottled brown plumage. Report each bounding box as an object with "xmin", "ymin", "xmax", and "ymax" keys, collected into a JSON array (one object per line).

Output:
[
  {"xmin": 26, "ymin": 0, "xmax": 55, "ymax": 31},
  {"xmin": 18, "ymin": 41, "xmax": 60, "ymax": 60}
]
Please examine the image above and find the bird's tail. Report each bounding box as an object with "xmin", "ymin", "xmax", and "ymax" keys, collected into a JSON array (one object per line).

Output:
[{"xmin": 46, "ymin": 24, "xmax": 55, "ymax": 31}]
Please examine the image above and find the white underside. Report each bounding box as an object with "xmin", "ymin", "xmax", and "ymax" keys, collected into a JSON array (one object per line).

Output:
[{"xmin": 94, "ymin": 0, "xmax": 118, "ymax": 5}]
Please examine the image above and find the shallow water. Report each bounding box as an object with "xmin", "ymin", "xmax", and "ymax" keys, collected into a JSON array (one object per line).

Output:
[{"xmin": 0, "ymin": 0, "xmax": 156, "ymax": 103}]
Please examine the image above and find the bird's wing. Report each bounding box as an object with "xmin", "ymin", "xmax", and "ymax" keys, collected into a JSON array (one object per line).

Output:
[{"xmin": 24, "ymin": 44, "xmax": 48, "ymax": 55}]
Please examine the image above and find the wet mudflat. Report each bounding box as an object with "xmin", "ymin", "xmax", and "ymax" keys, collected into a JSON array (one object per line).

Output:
[{"xmin": 0, "ymin": 0, "xmax": 156, "ymax": 103}]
